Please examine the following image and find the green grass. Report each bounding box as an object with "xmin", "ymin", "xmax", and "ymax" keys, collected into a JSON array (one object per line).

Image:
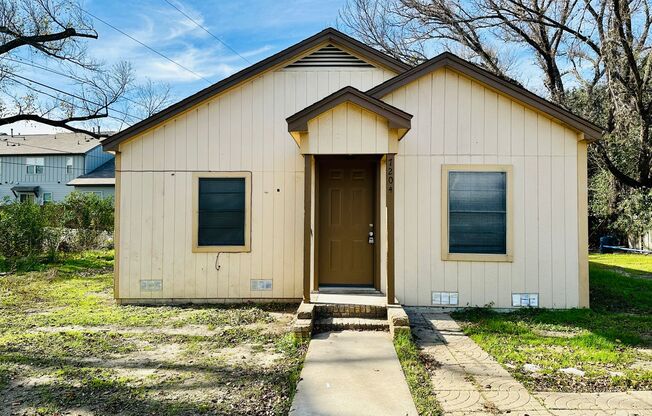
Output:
[
  {"xmin": 0, "ymin": 251, "xmax": 306, "ymax": 415},
  {"xmin": 394, "ymin": 332, "xmax": 443, "ymax": 416},
  {"xmin": 452, "ymin": 253, "xmax": 652, "ymax": 392}
]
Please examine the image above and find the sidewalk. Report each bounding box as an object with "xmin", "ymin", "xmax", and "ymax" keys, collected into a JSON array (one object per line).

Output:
[{"xmin": 290, "ymin": 331, "xmax": 418, "ymax": 416}]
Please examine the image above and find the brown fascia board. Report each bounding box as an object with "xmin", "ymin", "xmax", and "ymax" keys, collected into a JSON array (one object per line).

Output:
[
  {"xmin": 287, "ymin": 86, "xmax": 413, "ymax": 132},
  {"xmin": 102, "ymin": 28, "xmax": 411, "ymax": 151},
  {"xmin": 367, "ymin": 52, "xmax": 603, "ymax": 142}
]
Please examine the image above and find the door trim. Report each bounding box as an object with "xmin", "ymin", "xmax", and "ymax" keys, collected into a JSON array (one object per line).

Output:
[{"xmin": 313, "ymin": 155, "xmax": 381, "ymax": 290}]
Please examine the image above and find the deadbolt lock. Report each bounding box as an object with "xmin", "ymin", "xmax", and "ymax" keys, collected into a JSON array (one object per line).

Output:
[{"xmin": 368, "ymin": 231, "xmax": 375, "ymax": 244}]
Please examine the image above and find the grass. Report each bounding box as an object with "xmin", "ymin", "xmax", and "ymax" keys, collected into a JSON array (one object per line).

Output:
[
  {"xmin": 451, "ymin": 253, "xmax": 652, "ymax": 393},
  {"xmin": 394, "ymin": 332, "xmax": 443, "ymax": 416},
  {"xmin": 0, "ymin": 251, "xmax": 307, "ymax": 415}
]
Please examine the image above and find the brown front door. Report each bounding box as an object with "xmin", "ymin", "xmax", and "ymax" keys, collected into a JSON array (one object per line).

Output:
[{"xmin": 318, "ymin": 157, "xmax": 376, "ymax": 286}]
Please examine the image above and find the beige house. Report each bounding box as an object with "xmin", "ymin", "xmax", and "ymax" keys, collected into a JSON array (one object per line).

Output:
[{"xmin": 103, "ymin": 28, "xmax": 601, "ymax": 309}]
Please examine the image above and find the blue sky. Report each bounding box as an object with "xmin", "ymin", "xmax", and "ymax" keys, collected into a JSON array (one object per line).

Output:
[{"xmin": 6, "ymin": 0, "xmax": 347, "ymax": 135}]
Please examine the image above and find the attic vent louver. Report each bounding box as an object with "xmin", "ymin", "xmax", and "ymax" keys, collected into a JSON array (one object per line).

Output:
[{"xmin": 286, "ymin": 44, "xmax": 374, "ymax": 68}]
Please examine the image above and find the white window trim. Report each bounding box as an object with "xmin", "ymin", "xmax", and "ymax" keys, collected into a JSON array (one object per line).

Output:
[
  {"xmin": 26, "ymin": 157, "xmax": 44, "ymax": 175},
  {"xmin": 441, "ymin": 164, "xmax": 514, "ymax": 262},
  {"xmin": 66, "ymin": 157, "xmax": 73, "ymax": 174},
  {"xmin": 192, "ymin": 171, "xmax": 252, "ymax": 253}
]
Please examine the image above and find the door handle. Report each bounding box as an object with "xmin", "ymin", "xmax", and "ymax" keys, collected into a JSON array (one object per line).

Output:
[{"xmin": 368, "ymin": 231, "xmax": 375, "ymax": 244}]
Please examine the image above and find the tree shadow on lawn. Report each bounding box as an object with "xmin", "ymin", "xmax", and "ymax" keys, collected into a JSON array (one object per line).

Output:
[{"xmin": 2, "ymin": 350, "xmax": 300, "ymax": 416}]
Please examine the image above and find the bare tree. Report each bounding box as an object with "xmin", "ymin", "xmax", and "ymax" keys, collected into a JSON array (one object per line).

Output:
[
  {"xmin": 340, "ymin": 0, "xmax": 652, "ymax": 189},
  {"xmin": 0, "ymin": 0, "xmax": 138, "ymax": 137},
  {"xmin": 130, "ymin": 79, "xmax": 172, "ymax": 119}
]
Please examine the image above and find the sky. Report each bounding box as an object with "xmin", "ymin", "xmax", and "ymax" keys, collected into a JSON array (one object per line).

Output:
[{"xmin": 4, "ymin": 0, "xmax": 347, "ymax": 135}]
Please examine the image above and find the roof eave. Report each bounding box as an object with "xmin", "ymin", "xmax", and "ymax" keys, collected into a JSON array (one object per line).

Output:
[
  {"xmin": 367, "ymin": 53, "xmax": 603, "ymax": 142},
  {"xmin": 102, "ymin": 28, "xmax": 411, "ymax": 152}
]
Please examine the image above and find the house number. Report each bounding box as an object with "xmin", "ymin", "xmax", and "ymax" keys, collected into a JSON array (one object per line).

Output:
[{"xmin": 387, "ymin": 156, "xmax": 394, "ymax": 193}]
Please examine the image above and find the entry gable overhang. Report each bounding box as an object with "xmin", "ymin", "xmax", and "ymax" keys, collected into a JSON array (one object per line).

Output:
[
  {"xmin": 367, "ymin": 52, "xmax": 603, "ymax": 142},
  {"xmin": 102, "ymin": 28, "xmax": 411, "ymax": 152},
  {"xmin": 286, "ymin": 86, "xmax": 413, "ymax": 144}
]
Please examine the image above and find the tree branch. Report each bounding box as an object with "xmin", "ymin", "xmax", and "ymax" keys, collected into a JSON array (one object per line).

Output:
[{"xmin": 0, "ymin": 26, "xmax": 97, "ymax": 55}]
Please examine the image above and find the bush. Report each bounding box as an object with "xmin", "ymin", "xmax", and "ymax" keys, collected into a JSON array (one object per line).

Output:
[
  {"xmin": 0, "ymin": 197, "xmax": 47, "ymax": 262},
  {"xmin": 0, "ymin": 192, "xmax": 114, "ymax": 267}
]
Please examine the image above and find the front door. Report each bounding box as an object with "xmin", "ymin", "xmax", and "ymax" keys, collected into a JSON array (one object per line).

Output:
[{"xmin": 318, "ymin": 157, "xmax": 375, "ymax": 286}]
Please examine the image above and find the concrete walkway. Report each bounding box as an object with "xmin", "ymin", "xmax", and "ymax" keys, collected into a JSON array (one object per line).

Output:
[
  {"xmin": 410, "ymin": 311, "xmax": 652, "ymax": 416},
  {"xmin": 290, "ymin": 331, "xmax": 418, "ymax": 416}
]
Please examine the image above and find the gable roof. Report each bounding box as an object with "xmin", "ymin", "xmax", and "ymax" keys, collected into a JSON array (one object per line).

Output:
[
  {"xmin": 287, "ymin": 86, "xmax": 412, "ymax": 135},
  {"xmin": 67, "ymin": 158, "xmax": 115, "ymax": 186},
  {"xmin": 102, "ymin": 28, "xmax": 411, "ymax": 151},
  {"xmin": 367, "ymin": 52, "xmax": 602, "ymax": 141},
  {"xmin": 0, "ymin": 133, "xmax": 101, "ymax": 155}
]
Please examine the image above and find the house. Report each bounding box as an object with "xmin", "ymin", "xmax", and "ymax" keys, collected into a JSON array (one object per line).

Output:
[
  {"xmin": 103, "ymin": 28, "xmax": 600, "ymax": 309},
  {"xmin": 0, "ymin": 132, "xmax": 114, "ymax": 204},
  {"xmin": 67, "ymin": 158, "xmax": 116, "ymax": 199}
]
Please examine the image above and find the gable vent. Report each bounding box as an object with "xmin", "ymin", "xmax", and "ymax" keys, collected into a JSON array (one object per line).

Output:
[{"xmin": 286, "ymin": 44, "xmax": 374, "ymax": 68}]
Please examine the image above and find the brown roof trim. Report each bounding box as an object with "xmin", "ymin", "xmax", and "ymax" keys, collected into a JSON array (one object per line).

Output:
[
  {"xmin": 367, "ymin": 52, "xmax": 603, "ymax": 141},
  {"xmin": 287, "ymin": 86, "xmax": 413, "ymax": 132},
  {"xmin": 102, "ymin": 28, "xmax": 411, "ymax": 151}
]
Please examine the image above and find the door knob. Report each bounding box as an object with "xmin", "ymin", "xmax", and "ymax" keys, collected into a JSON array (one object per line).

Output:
[{"xmin": 368, "ymin": 231, "xmax": 375, "ymax": 244}]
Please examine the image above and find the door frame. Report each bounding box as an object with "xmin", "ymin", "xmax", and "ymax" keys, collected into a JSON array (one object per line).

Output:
[{"xmin": 313, "ymin": 155, "xmax": 382, "ymax": 290}]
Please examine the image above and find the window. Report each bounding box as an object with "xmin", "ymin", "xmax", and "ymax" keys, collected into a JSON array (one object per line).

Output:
[
  {"xmin": 442, "ymin": 165, "xmax": 513, "ymax": 261},
  {"xmin": 192, "ymin": 172, "xmax": 251, "ymax": 253},
  {"xmin": 66, "ymin": 157, "xmax": 73, "ymax": 174},
  {"xmin": 19, "ymin": 193, "xmax": 35, "ymax": 203},
  {"xmin": 82, "ymin": 190, "xmax": 103, "ymax": 198},
  {"xmin": 42, "ymin": 192, "xmax": 53, "ymax": 204},
  {"xmin": 26, "ymin": 157, "xmax": 44, "ymax": 174}
]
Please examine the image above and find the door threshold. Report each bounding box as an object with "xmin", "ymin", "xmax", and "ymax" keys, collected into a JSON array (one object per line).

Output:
[{"xmin": 317, "ymin": 286, "xmax": 382, "ymax": 295}]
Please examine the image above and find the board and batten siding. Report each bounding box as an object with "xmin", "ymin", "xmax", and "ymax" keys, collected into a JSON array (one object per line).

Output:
[
  {"xmin": 116, "ymin": 66, "xmax": 396, "ymax": 301},
  {"xmin": 382, "ymin": 67, "xmax": 583, "ymax": 308},
  {"xmin": 300, "ymin": 102, "xmax": 398, "ymax": 154}
]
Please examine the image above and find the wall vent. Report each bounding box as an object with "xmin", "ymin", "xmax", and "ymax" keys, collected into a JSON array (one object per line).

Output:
[
  {"xmin": 432, "ymin": 291, "xmax": 459, "ymax": 306},
  {"xmin": 251, "ymin": 279, "xmax": 273, "ymax": 291},
  {"xmin": 512, "ymin": 293, "xmax": 539, "ymax": 307},
  {"xmin": 286, "ymin": 44, "xmax": 374, "ymax": 68},
  {"xmin": 140, "ymin": 280, "xmax": 162, "ymax": 292}
]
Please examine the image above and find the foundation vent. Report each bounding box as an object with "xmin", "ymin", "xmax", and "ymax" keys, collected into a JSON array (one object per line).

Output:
[
  {"xmin": 432, "ymin": 291, "xmax": 459, "ymax": 306},
  {"xmin": 512, "ymin": 293, "xmax": 539, "ymax": 307},
  {"xmin": 140, "ymin": 280, "xmax": 162, "ymax": 292},
  {"xmin": 251, "ymin": 279, "xmax": 273, "ymax": 291},
  {"xmin": 286, "ymin": 44, "xmax": 374, "ymax": 68}
]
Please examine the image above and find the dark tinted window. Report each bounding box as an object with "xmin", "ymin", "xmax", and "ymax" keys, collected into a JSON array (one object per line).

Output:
[
  {"xmin": 198, "ymin": 178, "xmax": 245, "ymax": 246},
  {"xmin": 448, "ymin": 171, "xmax": 506, "ymax": 254}
]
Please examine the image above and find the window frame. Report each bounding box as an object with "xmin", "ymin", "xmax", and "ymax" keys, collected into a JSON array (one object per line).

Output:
[
  {"xmin": 26, "ymin": 157, "xmax": 44, "ymax": 175},
  {"xmin": 66, "ymin": 157, "xmax": 73, "ymax": 174},
  {"xmin": 42, "ymin": 192, "xmax": 53, "ymax": 204},
  {"xmin": 441, "ymin": 164, "xmax": 513, "ymax": 262},
  {"xmin": 192, "ymin": 171, "xmax": 252, "ymax": 253}
]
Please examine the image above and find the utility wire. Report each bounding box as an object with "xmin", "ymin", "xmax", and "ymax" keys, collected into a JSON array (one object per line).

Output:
[
  {"xmin": 79, "ymin": 7, "xmax": 212, "ymax": 84},
  {"xmin": 9, "ymin": 77, "xmax": 135, "ymax": 129},
  {"xmin": 8, "ymin": 73, "xmax": 139, "ymax": 123},
  {"xmin": 162, "ymin": 0, "xmax": 252, "ymax": 64},
  {"xmin": 3, "ymin": 57, "xmax": 147, "ymax": 109}
]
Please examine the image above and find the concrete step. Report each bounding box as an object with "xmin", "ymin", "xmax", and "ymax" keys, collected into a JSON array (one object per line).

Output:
[
  {"xmin": 313, "ymin": 317, "xmax": 389, "ymax": 333},
  {"xmin": 314, "ymin": 303, "xmax": 387, "ymax": 319}
]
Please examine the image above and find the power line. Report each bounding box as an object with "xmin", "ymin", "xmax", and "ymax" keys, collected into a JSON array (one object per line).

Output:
[
  {"xmin": 3, "ymin": 57, "xmax": 147, "ymax": 110},
  {"xmin": 8, "ymin": 77, "xmax": 135, "ymax": 130},
  {"xmin": 79, "ymin": 7, "xmax": 212, "ymax": 84},
  {"xmin": 8, "ymin": 73, "xmax": 139, "ymax": 123},
  {"xmin": 161, "ymin": 0, "xmax": 251, "ymax": 65}
]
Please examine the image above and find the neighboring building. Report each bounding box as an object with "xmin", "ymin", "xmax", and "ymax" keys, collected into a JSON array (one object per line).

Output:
[
  {"xmin": 103, "ymin": 28, "xmax": 601, "ymax": 309},
  {"xmin": 0, "ymin": 132, "xmax": 114, "ymax": 204},
  {"xmin": 67, "ymin": 158, "xmax": 115, "ymax": 199}
]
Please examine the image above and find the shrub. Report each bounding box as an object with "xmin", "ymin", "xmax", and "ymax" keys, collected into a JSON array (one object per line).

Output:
[
  {"xmin": 0, "ymin": 197, "xmax": 47, "ymax": 263},
  {"xmin": 61, "ymin": 192, "xmax": 114, "ymax": 250}
]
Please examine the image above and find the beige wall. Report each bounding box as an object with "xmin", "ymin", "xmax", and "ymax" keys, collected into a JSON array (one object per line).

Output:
[
  {"xmin": 301, "ymin": 102, "xmax": 398, "ymax": 154},
  {"xmin": 382, "ymin": 68, "xmax": 583, "ymax": 308},
  {"xmin": 116, "ymin": 64, "xmax": 396, "ymax": 301}
]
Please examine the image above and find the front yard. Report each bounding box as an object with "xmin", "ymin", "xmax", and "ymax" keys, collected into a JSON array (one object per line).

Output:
[
  {"xmin": 0, "ymin": 251, "xmax": 305, "ymax": 416},
  {"xmin": 452, "ymin": 253, "xmax": 652, "ymax": 393}
]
